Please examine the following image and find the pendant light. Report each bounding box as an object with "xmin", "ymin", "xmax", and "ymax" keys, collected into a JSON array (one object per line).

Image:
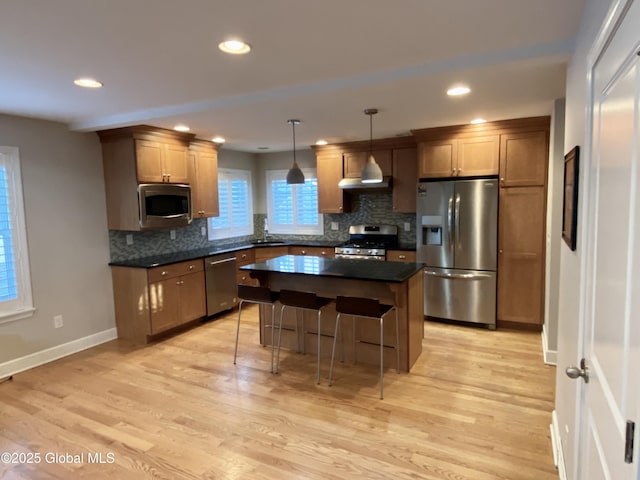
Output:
[
  {"xmin": 286, "ymin": 119, "xmax": 305, "ymax": 184},
  {"xmin": 361, "ymin": 108, "xmax": 383, "ymax": 183}
]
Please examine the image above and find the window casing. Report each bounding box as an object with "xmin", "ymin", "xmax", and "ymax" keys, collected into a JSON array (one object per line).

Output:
[
  {"xmin": 266, "ymin": 169, "xmax": 323, "ymax": 235},
  {"xmin": 0, "ymin": 146, "xmax": 34, "ymax": 324},
  {"xmin": 208, "ymin": 169, "xmax": 253, "ymax": 240}
]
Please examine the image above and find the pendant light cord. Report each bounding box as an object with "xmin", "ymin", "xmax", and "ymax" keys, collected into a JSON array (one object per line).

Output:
[
  {"xmin": 369, "ymin": 112, "xmax": 373, "ymax": 156},
  {"xmin": 292, "ymin": 120, "xmax": 296, "ymax": 164}
]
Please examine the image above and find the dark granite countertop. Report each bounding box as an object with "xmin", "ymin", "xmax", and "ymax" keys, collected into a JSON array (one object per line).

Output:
[
  {"xmin": 109, "ymin": 240, "xmax": 343, "ymax": 268},
  {"xmin": 240, "ymin": 255, "xmax": 424, "ymax": 283}
]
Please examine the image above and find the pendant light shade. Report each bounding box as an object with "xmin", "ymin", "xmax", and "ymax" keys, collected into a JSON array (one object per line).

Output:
[
  {"xmin": 361, "ymin": 108, "xmax": 383, "ymax": 183},
  {"xmin": 286, "ymin": 119, "xmax": 305, "ymax": 184}
]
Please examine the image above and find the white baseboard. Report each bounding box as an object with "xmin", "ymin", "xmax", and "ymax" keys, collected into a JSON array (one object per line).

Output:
[
  {"xmin": 0, "ymin": 328, "xmax": 117, "ymax": 379},
  {"xmin": 551, "ymin": 410, "xmax": 568, "ymax": 480},
  {"xmin": 542, "ymin": 324, "xmax": 558, "ymax": 365}
]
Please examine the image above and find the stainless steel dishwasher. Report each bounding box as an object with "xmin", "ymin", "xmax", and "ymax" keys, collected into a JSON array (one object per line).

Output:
[{"xmin": 205, "ymin": 252, "xmax": 238, "ymax": 316}]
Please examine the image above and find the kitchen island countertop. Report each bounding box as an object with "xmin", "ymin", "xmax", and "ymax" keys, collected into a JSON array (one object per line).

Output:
[{"xmin": 240, "ymin": 255, "xmax": 424, "ymax": 283}]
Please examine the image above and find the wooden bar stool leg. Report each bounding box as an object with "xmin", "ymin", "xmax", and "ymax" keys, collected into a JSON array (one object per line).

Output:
[
  {"xmin": 328, "ymin": 313, "xmax": 342, "ymax": 386},
  {"xmin": 234, "ymin": 300, "xmax": 244, "ymax": 365}
]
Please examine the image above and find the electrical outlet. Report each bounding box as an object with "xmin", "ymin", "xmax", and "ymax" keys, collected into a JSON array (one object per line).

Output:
[
  {"xmin": 331, "ymin": 222, "xmax": 339, "ymax": 231},
  {"xmin": 53, "ymin": 315, "xmax": 63, "ymax": 328},
  {"xmin": 404, "ymin": 222, "xmax": 411, "ymax": 232},
  {"xmin": 125, "ymin": 234, "xmax": 133, "ymax": 245},
  {"xmin": 170, "ymin": 230, "xmax": 176, "ymax": 240},
  {"xmin": 201, "ymin": 226, "xmax": 206, "ymax": 236}
]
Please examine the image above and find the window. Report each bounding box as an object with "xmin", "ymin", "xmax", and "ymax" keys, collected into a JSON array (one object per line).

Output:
[
  {"xmin": 266, "ymin": 169, "xmax": 323, "ymax": 235},
  {"xmin": 0, "ymin": 146, "xmax": 34, "ymax": 324},
  {"xmin": 208, "ymin": 168, "xmax": 253, "ymax": 240}
]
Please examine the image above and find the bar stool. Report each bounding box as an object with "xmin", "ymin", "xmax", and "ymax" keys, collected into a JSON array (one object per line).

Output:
[
  {"xmin": 234, "ymin": 285, "xmax": 280, "ymax": 373},
  {"xmin": 275, "ymin": 290, "xmax": 333, "ymax": 383},
  {"xmin": 328, "ymin": 296, "xmax": 399, "ymax": 399}
]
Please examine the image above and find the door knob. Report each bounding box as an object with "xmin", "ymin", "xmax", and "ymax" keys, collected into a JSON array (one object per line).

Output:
[{"xmin": 565, "ymin": 358, "xmax": 589, "ymax": 383}]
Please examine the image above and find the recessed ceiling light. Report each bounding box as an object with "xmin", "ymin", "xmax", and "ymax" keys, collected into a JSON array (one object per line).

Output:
[
  {"xmin": 315, "ymin": 139, "xmax": 328, "ymax": 146},
  {"xmin": 212, "ymin": 136, "xmax": 226, "ymax": 144},
  {"xmin": 174, "ymin": 125, "xmax": 190, "ymax": 132},
  {"xmin": 257, "ymin": 147, "xmax": 269, "ymax": 150},
  {"xmin": 447, "ymin": 85, "xmax": 471, "ymax": 96},
  {"xmin": 218, "ymin": 39, "xmax": 251, "ymax": 55},
  {"xmin": 74, "ymin": 78, "xmax": 103, "ymax": 88},
  {"xmin": 470, "ymin": 118, "xmax": 487, "ymax": 124}
]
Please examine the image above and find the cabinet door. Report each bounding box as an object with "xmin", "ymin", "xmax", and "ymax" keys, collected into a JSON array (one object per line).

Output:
[
  {"xmin": 149, "ymin": 279, "xmax": 180, "ymax": 334},
  {"xmin": 255, "ymin": 246, "xmax": 288, "ymax": 262},
  {"xmin": 163, "ymin": 143, "xmax": 189, "ymax": 184},
  {"xmin": 179, "ymin": 271, "xmax": 206, "ymax": 322},
  {"xmin": 499, "ymin": 131, "xmax": 548, "ymax": 187},
  {"xmin": 136, "ymin": 139, "xmax": 164, "ymax": 183},
  {"xmin": 497, "ymin": 186, "xmax": 545, "ymax": 324},
  {"xmin": 386, "ymin": 250, "xmax": 416, "ymax": 262},
  {"xmin": 344, "ymin": 150, "xmax": 392, "ymax": 178},
  {"xmin": 392, "ymin": 147, "xmax": 417, "ymax": 212},
  {"xmin": 418, "ymin": 140, "xmax": 457, "ymax": 178},
  {"xmin": 191, "ymin": 150, "xmax": 219, "ymax": 217},
  {"xmin": 457, "ymin": 135, "xmax": 499, "ymax": 177},
  {"xmin": 317, "ymin": 151, "xmax": 348, "ymax": 213}
]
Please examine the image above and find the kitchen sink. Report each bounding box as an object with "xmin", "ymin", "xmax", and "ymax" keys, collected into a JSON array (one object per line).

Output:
[{"xmin": 251, "ymin": 240, "xmax": 286, "ymax": 245}]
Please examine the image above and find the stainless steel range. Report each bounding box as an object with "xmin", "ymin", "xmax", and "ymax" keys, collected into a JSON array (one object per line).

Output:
[{"xmin": 334, "ymin": 225, "xmax": 399, "ymax": 261}]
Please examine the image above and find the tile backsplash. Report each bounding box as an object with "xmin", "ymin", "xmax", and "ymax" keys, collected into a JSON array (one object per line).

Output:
[{"xmin": 109, "ymin": 192, "xmax": 416, "ymax": 262}]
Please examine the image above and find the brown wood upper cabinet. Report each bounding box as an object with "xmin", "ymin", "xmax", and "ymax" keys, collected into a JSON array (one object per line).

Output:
[
  {"xmin": 136, "ymin": 138, "xmax": 189, "ymax": 184},
  {"xmin": 315, "ymin": 150, "xmax": 350, "ymax": 214},
  {"xmin": 343, "ymin": 150, "xmax": 392, "ymax": 178},
  {"xmin": 418, "ymin": 135, "xmax": 499, "ymax": 178},
  {"xmin": 189, "ymin": 140, "xmax": 219, "ymax": 218},
  {"xmin": 499, "ymin": 131, "xmax": 548, "ymax": 187},
  {"xmin": 392, "ymin": 147, "xmax": 417, "ymax": 212},
  {"xmin": 98, "ymin": 125, "xmax": 195, "ymax": 230}
]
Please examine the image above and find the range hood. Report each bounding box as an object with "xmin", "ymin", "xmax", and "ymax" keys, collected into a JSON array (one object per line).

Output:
[{"xmin": 338, "ymin": 176, "xmax": 392, "ymax": 191}]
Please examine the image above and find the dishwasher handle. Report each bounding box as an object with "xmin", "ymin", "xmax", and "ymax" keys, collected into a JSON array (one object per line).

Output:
[
  {"xmin": 424, "ymin": 270, "xmax": 491, "ymax": 280},
  {"xmin": 208, "ymin": 257, "xmax": 237, "ymax": 267}
]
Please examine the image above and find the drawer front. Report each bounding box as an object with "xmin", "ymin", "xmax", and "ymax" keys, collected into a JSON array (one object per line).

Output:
[
  {"xmin": 288, "ymin": 246, "xmax": 334, "ymax": 258},
  {"xmin": 236, "ymin": 271, "xmax": 258, "ymax": 286},
  {"xmin": 148, "ymin": 259, "xmax": 204, "ymax": 283},
  {"xmin": 386, "ymin": 250, "xmax": 417, "ymax": 262},
  {"xmin": 235, "ymin": 249, "xmax": 255, "ymax": 266}
]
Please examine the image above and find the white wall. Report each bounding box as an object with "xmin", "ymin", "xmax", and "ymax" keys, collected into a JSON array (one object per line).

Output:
[
  {"xmin": 0, "ymin": 114, "xmax": 115, "ymax": 373},
  {"xmin": 554, "ymin": 0, "xmax": 613, "ymax": 477},
  {"xmin": 543, "ymin": 98, "xmax": 566, "ymax": 364}
]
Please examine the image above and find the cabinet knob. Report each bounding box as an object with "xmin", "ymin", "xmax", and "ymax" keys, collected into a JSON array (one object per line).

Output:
[
  {"xmin": 161, "ymin": 271, "xmax": 168, "ymax": 276},
  {"xmin": 241, "ymin": 254, "xmax": 247, "ymax": 259},
  {"xmin": 500, "ymin": 177, "xmax": 505, "ymax": 182},
  {"xmin": 189, "ymin": 265, "xmax": 194, "ymax": 270},
  {"xmin": 499, "ymin": 249, "xmax": 503, "ymax": 254},
  {"xmin": 458, "ymin": 168, "xmax": 462, "ymax": 173},
  {"xmin": 301, "ymin": 250, "xmax": 306, "ymax": 255},
  {"xmin": 321, "ymin": 251, "xmax": 326, "ymax": 255},
  {"xmin": 452, "ymin": 168, "xmax": 456, "ymax": 174},
  {"xmin": 399, "ymin": 255, "xmax": 406, "ymax": 259},
  {"xmin": 176, "ymin": 280, "xmax": 181, "ymax": 285}
]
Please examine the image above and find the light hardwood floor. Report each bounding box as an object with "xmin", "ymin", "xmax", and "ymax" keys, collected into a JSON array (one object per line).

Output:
[{"xmin": 0, "ymin": 306, "xmax": 557, "ymax": 479}]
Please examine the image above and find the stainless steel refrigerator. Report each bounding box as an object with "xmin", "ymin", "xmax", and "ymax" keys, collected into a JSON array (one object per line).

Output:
[{"xmin": 416, "ymin": 178, "xmax": 498, "ymax": 328}]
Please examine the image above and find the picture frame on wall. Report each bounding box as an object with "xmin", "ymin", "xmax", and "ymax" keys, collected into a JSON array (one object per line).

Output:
[{"xmin": 562, "ymin": 146, "xmax": 580, "ymax": 251}]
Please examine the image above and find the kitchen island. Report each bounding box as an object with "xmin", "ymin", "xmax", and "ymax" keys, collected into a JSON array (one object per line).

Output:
[{"xmin": 240, "ymin": 255, "xmax": 424, "ymax": 372}]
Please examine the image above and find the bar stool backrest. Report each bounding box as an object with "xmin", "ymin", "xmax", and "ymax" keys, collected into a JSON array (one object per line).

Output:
[
  {"xmin": 238, "ymin": 284, "xmax": 274, "ymax": 303},
  {"xmin": 279, "ymin": 289, "xmax": 319, "ymax": 309},
  {"xmin": 336, "ymin": 296, "xmax": 384, "ymax": 317}
]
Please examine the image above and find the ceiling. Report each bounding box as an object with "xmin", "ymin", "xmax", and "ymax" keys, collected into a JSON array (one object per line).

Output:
[{"xmin": 0, "ymin": 0, "xmax": 585, "ymax": 152}]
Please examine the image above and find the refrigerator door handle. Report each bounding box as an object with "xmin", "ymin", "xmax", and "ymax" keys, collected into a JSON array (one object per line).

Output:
[
  {"xmin": 447, "ymin": 196, "xmax": 454, "ymax": 254},
  {"xmin": 424, "ymin": 270, "xmax": 492, "ymax": 280},
  {"xmin": 454, "ymin": 193, "xmax": 461, "ymax": 249}
]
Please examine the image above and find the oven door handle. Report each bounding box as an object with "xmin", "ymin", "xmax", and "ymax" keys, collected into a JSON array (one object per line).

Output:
[{"xmin": 424, "ymin": 270, "xmax": 491, "ymax": 280}]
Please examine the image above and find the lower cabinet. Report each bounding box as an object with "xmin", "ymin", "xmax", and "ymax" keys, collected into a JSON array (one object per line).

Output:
[
  {"xmin": 497, "ymin": 186, "xmax": 545, "ymax": 325},
  {"xmin": 288, "ymin": 246, "xmax": 334, "ymax": 258},
  {"xmin": 236, "ymin": 248, "xmax": 257, "ymax": 286},
  {"xmin": 386, "ymin": 250, "xmax": 416, "ymax": 262},
  {"xmin": 111, "ymin": 259, "xmax": 206, "ymax": 342}
]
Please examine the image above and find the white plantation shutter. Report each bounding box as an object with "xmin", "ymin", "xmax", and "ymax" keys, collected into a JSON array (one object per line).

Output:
[
  {"xmin": 0, "ymin": 146, "xmax": 34, "ymax": 323},
  {"xmin": 208, "ymin": 169, "xmax": 253, "ymax": 239},
  {"xmin": 266, "ymin": 170, "xmax": 323, "ymax": 235}
]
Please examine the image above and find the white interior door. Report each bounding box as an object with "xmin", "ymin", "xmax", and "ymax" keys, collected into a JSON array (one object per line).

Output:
[{"xmin": 577, "ymin": 1, "xmax": 640, "ymax": 478}]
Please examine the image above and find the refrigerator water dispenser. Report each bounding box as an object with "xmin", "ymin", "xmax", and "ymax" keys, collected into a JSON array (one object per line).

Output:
[{"xmin": 422, "ymin": 226, "xmax": 442, "ymax": 246}]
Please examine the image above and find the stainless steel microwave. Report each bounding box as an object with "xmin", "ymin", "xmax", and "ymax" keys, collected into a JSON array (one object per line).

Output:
[{"xmin": 138, "ymin": 183, "xmax": 192, "ymax": 229}]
